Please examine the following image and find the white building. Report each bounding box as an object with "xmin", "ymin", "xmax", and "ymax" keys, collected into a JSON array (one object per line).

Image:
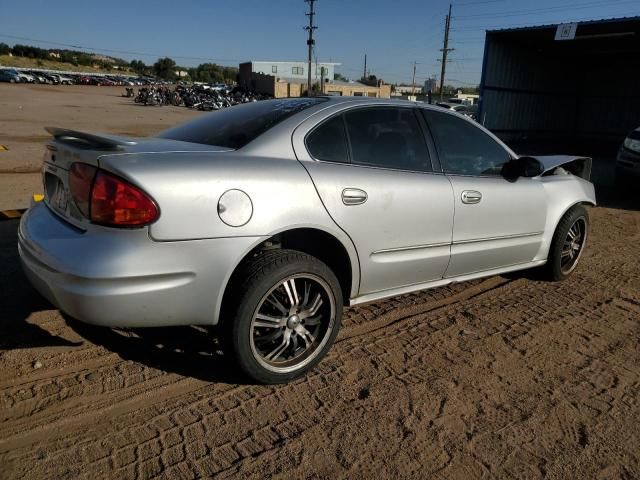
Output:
[
  {"xmin": 424, "ymin": 77, "xmax": 438, "ymax": 93},
  {"xmin": 240, "ymin": 60, "xmax": 341, "ymax": 84}
]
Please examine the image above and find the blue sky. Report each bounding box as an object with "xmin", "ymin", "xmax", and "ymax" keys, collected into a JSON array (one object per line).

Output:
[{"xmin": 1, "ymin": 0, "xmax": 639, "ymax": 86}]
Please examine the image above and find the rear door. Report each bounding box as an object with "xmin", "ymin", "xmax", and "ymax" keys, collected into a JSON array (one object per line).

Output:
[
  {"xmin": 293, "ymin": 105, "xmax": 454, "ymax": 296},
  {"xmin": 422, "ymin": 109, "xmax": 547, "ymax": 277}
]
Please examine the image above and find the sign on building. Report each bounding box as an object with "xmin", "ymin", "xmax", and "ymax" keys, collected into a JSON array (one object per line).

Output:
[{"xmin": 555, "ymin": 23, "xmax": 578, "ymax": 41}]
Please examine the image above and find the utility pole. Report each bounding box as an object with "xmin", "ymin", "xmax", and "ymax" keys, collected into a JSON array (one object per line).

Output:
[
  {"xmin": 411, "ymin": 61, "xmax": 418, "ymax": 96},
  {"xmin": 363, "ymin": 54, "xmax": 367, "ymax": 81},
  {"xmin": 439, "ymin": 3, "xmax": 454, "ymax": 101},
  {"xmin": 304, "ymin": 0, "xmax": 317, "ymax": 96}
]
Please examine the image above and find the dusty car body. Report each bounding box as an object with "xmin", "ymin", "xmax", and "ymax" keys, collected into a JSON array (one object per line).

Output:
[{"xmin": 19, "ymin": 97, "xmax": 596, "ymax": 383}]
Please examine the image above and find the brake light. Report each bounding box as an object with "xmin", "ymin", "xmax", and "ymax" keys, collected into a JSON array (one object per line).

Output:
[{"xmin": 68, "ymin": 163, "xmax": 158, "ymax": 227}]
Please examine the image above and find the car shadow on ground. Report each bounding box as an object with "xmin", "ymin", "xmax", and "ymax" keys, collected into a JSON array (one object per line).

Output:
[
  {"xmin": 1, "ymin": 218, "xmax": 246, "ymax": 383},
  {"xmin": 64, "ymin": 315, "xmax": 250, "ymax": 384},
  {"xmin": 0, "ymin": 219, "xmax": 83, "ymax": 350}
]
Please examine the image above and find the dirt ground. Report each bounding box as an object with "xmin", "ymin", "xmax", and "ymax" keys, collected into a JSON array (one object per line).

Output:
[
  {"xmin": 1, "ymin": 85, "xmax": 640, "ymax": 479},
  {"xmin": 0, "ymin": 84, "xmax": 201, "ymax": 210}
]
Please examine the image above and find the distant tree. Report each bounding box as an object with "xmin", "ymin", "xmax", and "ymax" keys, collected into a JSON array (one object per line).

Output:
[
  {"xmin": 188, "ymin": 63, "xmax": 238, "ymax": 84},
  {"xmin": 0, "ymin": 43, "xmax": 10, "ymax": 55},
  {"xmin": 11, "ymin": 44, "xmax": 47, "ymax": 59},
  {"xmin": 130, "ymin": 59, "xmax": 147, "ymax": 74},
  {"xmin": 360, "ymin": 74, "xmax": 381, "ymax": 87},
  {"xmin": 334, "ymin": 72, "xmax": 348, "ymax": 82},
  {"xmin": 153, "ymin": 57, "xmax": 177, "ymax": 80}
]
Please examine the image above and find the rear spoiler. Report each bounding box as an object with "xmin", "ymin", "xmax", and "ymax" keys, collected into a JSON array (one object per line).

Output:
[{"xmin": 45, "ymin": 127, "xmax": 136, "ymax": 151}]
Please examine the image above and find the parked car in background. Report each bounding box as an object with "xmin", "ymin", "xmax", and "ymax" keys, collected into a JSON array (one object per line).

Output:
[
  {"xmin": 26, "ymin": 71, "xmax": 47, "ymax": 84},
  {"xmin": 616, "ymin": 126, "xmax": 640, "ymax": 183},
  {"xmin": 436, "ymin": 102, "xmax": 478, "ymax": 120},
  {"xmin": 19, "ymin": 97, "xmax": 595, "ymax": 384},
  {"xmin": 17, "ymin": 71, "xmax": 35, "ymax": 83},
  {"xmin": 459, "ymin": 104, "xmax": 478, "ymax": 120},
  {"xmin": 0, "ymin": 69, "xmax": 22, "ymax": 83},
  {"xmin": 435, "ymin": 102, "xmax": 469, "ymax": 112},
  {"xmin": 41, "ymin": 73, "xmax": 60, "ymax": 85},
  {"xmin": 56, "ymin": 74, "xmax": 75, "ymax": 85}
]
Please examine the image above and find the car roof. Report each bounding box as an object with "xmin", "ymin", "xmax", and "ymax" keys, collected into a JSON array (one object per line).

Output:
[{"xmin": 241, "ymin": 95, "xmax": 518, "ymax": 159}]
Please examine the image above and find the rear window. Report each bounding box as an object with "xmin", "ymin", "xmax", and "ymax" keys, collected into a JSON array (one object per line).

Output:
[{"xmin": 157, "ymin": 98, "xmax": 327, "ymax": 149}]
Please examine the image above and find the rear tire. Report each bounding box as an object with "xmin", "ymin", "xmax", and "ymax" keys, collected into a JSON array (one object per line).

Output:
[
  {"xmin": 544, "ymin": 205, "xmax": 589, "ymax": 281},
  {"xmin": 221, "ymin": 249, "xmax": 343, "ymax": 384}
]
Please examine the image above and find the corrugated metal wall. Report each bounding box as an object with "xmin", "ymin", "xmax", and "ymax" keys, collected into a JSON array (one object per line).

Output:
[
  {"xmin": 480, "ymin": 22, "xmax": 640, "ymax": 144},
  {"xmin": 481, "ymin": 37, "xmax": 576, "ymax": 138}
]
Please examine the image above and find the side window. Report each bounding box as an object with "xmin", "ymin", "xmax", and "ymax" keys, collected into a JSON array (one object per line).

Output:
[
  {"xmin": 343, "ymin": 107, "xmax": 432, "ymax": 172},
  {"xmin": 424, "ymin": 109, "xmax": 510, "ymax": 176},
  {"xmin": 306, "ymin": 115, "xmax": 349, "ymax": 163}
]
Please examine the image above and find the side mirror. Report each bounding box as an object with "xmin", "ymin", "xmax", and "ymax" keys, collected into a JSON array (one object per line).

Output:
[{"xmin": 502, "ymin": 156, "xmax": 543, "ymax": 181}]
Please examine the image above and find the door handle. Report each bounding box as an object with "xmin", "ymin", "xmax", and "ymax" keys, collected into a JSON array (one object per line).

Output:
[
  {"xmin": 461, "ymin": 190, "xmax": 482, "ymax": 204},
  {"xmin": 342, "ymin": 188, "xmax": 368, "ymax": 206}
]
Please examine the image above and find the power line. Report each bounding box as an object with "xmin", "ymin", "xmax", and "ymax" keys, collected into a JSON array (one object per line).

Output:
[
  {"xmin": 446, "ymin": 78, "xmax": 479, "ymax": 85},
  {"xmin": 0, "ymin": 33, "xmax": 240, "ymax": 64},
  {"xmin": 453, "ymin": 0, "xmax": 506, "ymax": 6},
  {"xmin": 451, "ymin": 10, "xmax": 640, "ymax": 31},
  {"xmin": 451, "ymin": 11, "xmax": 640, "ymax": 31},
  {"xmin": 453, "ymin": 0, "xmax": 638, "ymax": 20}
]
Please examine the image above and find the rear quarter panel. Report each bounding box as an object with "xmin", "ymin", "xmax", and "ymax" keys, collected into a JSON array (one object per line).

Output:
[
  {"xmin": 97, "ymin": 151, "xmax": 361, "ymax": 296},
  {"xmin": 98, "ymin": 152, "xmax": 338, "ymax": 238}
]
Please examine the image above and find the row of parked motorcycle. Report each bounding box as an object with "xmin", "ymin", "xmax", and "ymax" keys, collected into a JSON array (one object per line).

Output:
[{"xmin": 127, "ymin": 85, "xmax": 270, "ymax": 110}]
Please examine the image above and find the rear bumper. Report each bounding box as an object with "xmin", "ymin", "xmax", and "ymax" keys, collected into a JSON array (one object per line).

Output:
[{"xmin": 18, "ymin": 203, "xmax": 262, "ymax": 327}]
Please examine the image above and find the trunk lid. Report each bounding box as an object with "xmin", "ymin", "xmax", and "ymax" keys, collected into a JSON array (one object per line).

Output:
[{"xmin": 41, "ymin": 128, "xmax": 232, "ymax": 229}]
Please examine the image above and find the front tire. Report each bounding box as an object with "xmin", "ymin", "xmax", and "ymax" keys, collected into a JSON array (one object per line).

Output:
[
  {"xmin": 222, "ymin": 249, "xmax": 343, "ymax": 384},
  {"xmin": 545, "ymin": 205, "xmax": 589, "ymax": 281}
]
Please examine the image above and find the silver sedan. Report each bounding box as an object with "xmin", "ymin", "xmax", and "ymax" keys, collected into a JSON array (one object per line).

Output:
[{"xmin": 19, "ymin": 97, "xmax": 596, "ymax": 383}]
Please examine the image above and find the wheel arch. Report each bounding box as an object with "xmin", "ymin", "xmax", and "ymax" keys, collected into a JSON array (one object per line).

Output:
[
  {"xmin": 216, "ymin": 226, "xmax": 359, "ymax": 326},
  {"xmin": 535, "ymin": 198, "xmax": 594, "ymax": 262}
]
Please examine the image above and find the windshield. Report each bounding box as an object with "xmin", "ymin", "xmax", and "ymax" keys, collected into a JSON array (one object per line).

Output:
[{"xmin": 157, "ymin": 98, "xmax": 327, "ymax": 149}]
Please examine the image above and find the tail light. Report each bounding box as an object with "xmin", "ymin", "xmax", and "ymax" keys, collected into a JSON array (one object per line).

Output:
[
  {"xmin": 68, "ymin": 163, "xmax": 159, "ymax": 227},
  {"xmin": 68, "ymin": 163, "xmax": 96, "ymax": 218}
]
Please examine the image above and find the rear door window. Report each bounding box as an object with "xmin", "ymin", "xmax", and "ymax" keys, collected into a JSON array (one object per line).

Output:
[
  {"xmin": 306, "ymin": 115, "xmax": 349, "ymax": 163},
  {"xmin": 343, "ymin": 107, "xmax": 432, "ymax": 172}
]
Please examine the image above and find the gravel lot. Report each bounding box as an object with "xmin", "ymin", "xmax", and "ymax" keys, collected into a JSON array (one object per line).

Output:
[
  {"xmin": 0, "ymin": 84, "xmax": 201, "ymax": 210},
  {"xmin": 0, "ymin": 84, "xmax": 639, "ymax": 479}
]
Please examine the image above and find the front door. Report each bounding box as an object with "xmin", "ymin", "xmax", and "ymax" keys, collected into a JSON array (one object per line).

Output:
[
  {"xmin": 423, "ymin": 109, "xmax": 546, "ymax": 277},
  {"xmin": 293, "ymin": 105, "xmax": 455, "ymax": 296}
]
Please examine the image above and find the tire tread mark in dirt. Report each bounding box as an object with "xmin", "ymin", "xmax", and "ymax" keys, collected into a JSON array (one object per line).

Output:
[
  {"xmin": 0, "ymin": 277, "xmax": 512, "ymax": 456},
  {"xmin": 338, "ymin": 277, "xmax": 512, "ymax": 342}
]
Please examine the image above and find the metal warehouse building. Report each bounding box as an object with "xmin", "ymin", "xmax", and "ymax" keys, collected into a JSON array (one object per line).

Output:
[{"xmin": 479, "ymin": 16, "xmax": 640, "ymax": 151}]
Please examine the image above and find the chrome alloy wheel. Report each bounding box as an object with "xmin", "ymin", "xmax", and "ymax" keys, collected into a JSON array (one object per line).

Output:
[
  {"xmin": 249, "ymin": 273, "xmax": 336, "ymax": 373},
  {"xmin": 560, "ymin": 217, "xmax": 587, "ymax": 274}
]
